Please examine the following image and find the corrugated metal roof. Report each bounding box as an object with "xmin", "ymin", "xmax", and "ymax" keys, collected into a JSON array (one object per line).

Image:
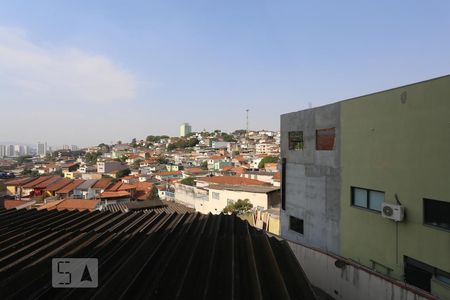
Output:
[
  {"xmin": 0, "ymin": 208, "xmax": 316, "ymax": 299},
  {"xmin": 104, "ymin": 200, "xmax": 195, "ymax": 214}
]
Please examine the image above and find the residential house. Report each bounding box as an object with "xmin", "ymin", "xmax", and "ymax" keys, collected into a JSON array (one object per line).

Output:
[
  {"xmin": 153, "ymin": 171, "xmax": 183, "ymax": 181},
  {"xmin": 72, "ymin": 179, "xmax": 98, "ymax": 199},
  {"xmin": 202, "ymin": 185, "xmax": 280, "ymax": 215},
  {"xmin": 55, "ymin": 179, "xmax": 84, "ymax": 199}
]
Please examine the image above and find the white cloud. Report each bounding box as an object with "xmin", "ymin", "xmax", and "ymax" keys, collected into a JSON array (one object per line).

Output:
[{"xmin": 0, "ymin": 26, "xmax": 137, "ymax": 104}]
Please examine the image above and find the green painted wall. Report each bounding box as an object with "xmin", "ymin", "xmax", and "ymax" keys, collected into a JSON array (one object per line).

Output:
[{"xmin": 340, "ymin": 76, "xmax": 450, "ymax": 298}]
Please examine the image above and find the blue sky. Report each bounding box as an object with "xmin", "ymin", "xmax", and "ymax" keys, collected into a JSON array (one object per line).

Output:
[{"xmin": 0, "ymin": 1, "xmax": 449, "ymax": 146}]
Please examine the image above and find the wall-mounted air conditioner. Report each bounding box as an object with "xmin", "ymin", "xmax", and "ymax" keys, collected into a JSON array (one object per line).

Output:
[{"xmin": 381, "ymin": 203, "xmax": 404, "ymax": 222}]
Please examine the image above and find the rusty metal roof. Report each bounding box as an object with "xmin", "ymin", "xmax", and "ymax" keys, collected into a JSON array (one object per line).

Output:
[{"xmin": 0, "ymin": 208, "xmax": 316, "ymax": 299}]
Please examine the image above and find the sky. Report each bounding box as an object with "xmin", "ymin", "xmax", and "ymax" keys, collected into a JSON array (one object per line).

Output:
[{"xmin": 0, "ymin": 0, "xmax": 449, "ymax": 147}]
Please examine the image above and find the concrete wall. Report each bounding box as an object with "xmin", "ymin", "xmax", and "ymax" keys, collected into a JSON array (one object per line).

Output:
[
  {"xmin": 205, "ymin": 188, "xmax": 271, "ymax": 215},
  {"xmin": 287, "ymin": 240, "xmax": 437, "ymax": 300},
  {"xmin": 174, "ymin": 183, "xmax": 208, "ymax": 212},
  {"xmin": 280, "ymin": 102, "xmax": 341, "ymax": 254},
  {"xmin": 340, "ymin": 76, "xmax": 450, "ymax": 299}
]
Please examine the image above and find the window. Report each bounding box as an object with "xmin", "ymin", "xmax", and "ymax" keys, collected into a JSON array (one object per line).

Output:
[
  {"xmin": 316, "ymin": 127, "xmax": 335, "ymax": 150},
  {"xmin": 212, "ymin": 192, "xmax": 220, "ymax": 200},
  {"xmin": 424, "ymin": 198, "xmax": 450, "ymax": 230},
  {"xmin": 351, "ymin": 187, "xmax": 385, "ymax": 212},
  {"xmin": 288, "ymin": 131, "xmax": 304, "ymax": 150},
  {"xmin": 289, "ymin": 216, "xmax": 304, "ymax": 234}
]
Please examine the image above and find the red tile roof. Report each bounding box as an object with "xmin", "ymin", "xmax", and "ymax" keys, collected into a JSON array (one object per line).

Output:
[
  {"xmin": 56, "ymin": 199, "xmax": 100, "ymax": 211},
  {"xmin": 60, "ymin": 162, "xmax": 79, "ymax": 168},
  {"xmin": 273, "ymin": 172, "xmax": 281, "ymax": 180},
  {"xmin": 4, "ymin": 200, "xmax": 33, "ymax": 210},
  {"xmin": 118, "ymin": 183, "xmax": 137, "ymax": 191},
  {"xmin": 136, "ymin": 182, "xmax": 153, "ymax": 191},
  {"xmin": 154, "ymin": 171, "xmax": 182, "ymax": 176},
  {"xmin": 46, "ymin": 178, "xmax": 73, "ymax": 192},
  {"xmin": 92, "ymin": 178, "xmax": 112, "ymax": 189},
  {"xmin": 34, "ymin": 176, "xmax": 62, "ymax": 189},
  {"xmin": 100, "ymin": 191, "xmax": 131, "ymax": 199},
  {"xmin": 22, "ymin": 176, "xmax": 52, "ymax": 189},
  {"xmin": 4, "ymin": 177, "xmax": 35, "ymax": 187},
  {"xmin": 197, "ymin": 176, "xmax": 270, "ymax": 186},
  {"xmin": 107, "ymin": 181, "xmax": 123, "ymax": 191},
  {"xmin": 38, "ymin": 199, "xmax": 99, "ymax": 211},
  {"xmin": 55, "ymin": 180, "xmax": 84, "ymax": 194}
]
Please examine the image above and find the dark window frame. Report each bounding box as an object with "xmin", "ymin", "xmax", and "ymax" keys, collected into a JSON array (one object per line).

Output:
[
  {"xmin": 288, "ymin": 131, "xmax": 304, "ymax": 150},
  {"xmin": 289, "ymin": 216, "xmax": 304, "ymax": 234},
  {"xmin": 351, "ymin": 186, "xmax": 385, "ymax": 213},
  {"xmin": 423, "ymin": 198, "xmax": 450, "ymax": 232},
  {"xmin": 316, "ymin": 127, "xmax": 336, "ymax": 151}
]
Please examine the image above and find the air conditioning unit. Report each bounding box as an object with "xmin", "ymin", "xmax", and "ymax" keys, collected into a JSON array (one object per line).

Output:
[{"xmin": 381, "ymin": 203, "xmax": 404, "ymax": 221}]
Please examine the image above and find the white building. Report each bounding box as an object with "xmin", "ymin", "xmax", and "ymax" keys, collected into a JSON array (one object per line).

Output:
[
  {"xmin": 37, "ymin": 142, "xmax": 47, "ymax": 157},
  {"xmin": 179, "ymin": 123, "xmax": 192, "ymax": 137},
  {"xmin": 6, "ymin": 145, "xmax": 15, "ymax": 157},
  {"xmin": 0, "ymin": 145, "xmax": 6, "ymax": 158}
]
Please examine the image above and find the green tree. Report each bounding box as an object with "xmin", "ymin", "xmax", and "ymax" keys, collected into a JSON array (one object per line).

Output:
[
  {"xmin": 17, "ymin": 155, "xmax": 32, "ymax": 164},
  {"xmin": 180, "ymin": 177, "xmax": 195, "ymax": 186},
  {"xmin": 200, "ymin": 161, "xmax": 208, "ymax": 170},
  {"xmin": 258, "ymin": 156, "xmax": 279, "ymax": 169},
  {"xmin": 130, "ymin": 138, "xmax": 137, "ymax": 148},
  {"xmin": 157, "ymin": 156, "xmax": 169, "ymax": 164},
  {"xmin": 116, "ymin": 168, "xmax": 131, "ymax": 178},
  {"xmin": 223, "ymin": 199, "xmax": 253, "ymax": 215},
  {"xmin": 146, "ymin": 185, "xmax": 160, "ymax": 201}
]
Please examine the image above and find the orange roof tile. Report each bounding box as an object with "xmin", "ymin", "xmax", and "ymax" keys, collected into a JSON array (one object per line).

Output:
[
  {"xmin": 118, "ymin": 183, "xmax": 137, "ymax": 191},
  {"xmin": 136, "ymin": 182, "xmax": 153, "ymax": 191},
  {"xmin": 273, "ymin": 172, "xmax": 281, "ymax": 180},
  {"xmin": 22, "ymin": 176, "xmax": 52, "ymax": 188},
  {"xmin": 55, "ymin": 180, "xmax": 84, "ymax": 194},
  {"xmin": 107, "ymin": 181, "xmax": 123, "ymax": 191},
  {"xmin": 100, "ymin": 191, "xmax": 131, "ymax": 199},
  {"xmin": 197, "ymin": 176, "xmax": 270, "ymax": 186},
  {"xmin": 5, "ymin": 177, "xmax": 35, "ymax": 187},
  {"xmin": 154, "ymin": 171, "xmax": 182, "ymax": 176},
  {"xmin": 92, "ymin": 178, "xmax": 112, "ymax": 189},
  {"xmin": 46, "ymin": 178, "xmax": 73, "ymax": 192},
  {"xmin": 55, "ymin": 199, "xmax": 100, "ymax": 211},
  {"xmin": 34, "ymin": 176, "xmax": 62, "ymax": 189}
]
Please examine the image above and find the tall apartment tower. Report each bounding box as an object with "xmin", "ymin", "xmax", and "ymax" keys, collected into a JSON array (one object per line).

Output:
[
  {"xmin": 6, "ymin": 145, "xmax": 15, "ymax": 157},
  {"xmin": 179, "ymin": 123, "xmax": 192, "ymax": 137},
  {"xmin": 0, "ymin": 145, "xmax": 6, "ymax": 158},
  {"xmin": 37, "ymin": 142, "xmax": 47, "ymax": 157}
]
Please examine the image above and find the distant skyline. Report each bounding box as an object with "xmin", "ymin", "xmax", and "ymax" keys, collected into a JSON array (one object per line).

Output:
[{"xmin": 0, "ymin": 1, "xmax": 449, "ymax": 146}]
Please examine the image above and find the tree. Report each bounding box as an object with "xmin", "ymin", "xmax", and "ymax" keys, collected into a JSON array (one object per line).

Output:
[
  {"xmin": 85, "ymin": 151, "xmax": 102, "ymax": 164},
  {"xmin": 98, "ymin": 143, "xmax": 110, "ymax": 152},
  {"xmin": 200, "ymin": 161, "xmax": 208, "ymax": 170},
  {"xmin": 116, "ymin": 168, "xmax": 131, "ymax": 178},
  {"xmin": 223, "ymin": 199, "xmax": 253, "ymax": 215},
  {"xmin": 17, "ymin": 155, "xmax": 32, "ymax": 164},
  {"xmin": 258, "ymin": 156, "xmax": 279, "ymax": 169},
  {"xmin": 146, "ymin": 185, "xmax": 160, "ymax": 201},
  {"xmin": 180, "ymin": 177, "xmax": 195, "ymax": 186},
  {"xmin": 157, "ymin": 156, "xmax": 169, "ymax": 164},
  {"xmin": 130, "ymin": 138, "xmax": 137, "ymax": 148}
]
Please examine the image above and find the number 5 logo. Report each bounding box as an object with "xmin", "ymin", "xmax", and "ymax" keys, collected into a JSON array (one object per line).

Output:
[{"xmin": 57, "ymin": 261, "xmax": 72, "ymax": 285}]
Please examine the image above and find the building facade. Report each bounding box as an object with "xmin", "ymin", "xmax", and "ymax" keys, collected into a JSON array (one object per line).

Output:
[
  {"xmin": 179, "ymin": 123, "xmax": 192, "ymax": 137},
  {"xmin": 280, "ymin": 75, "xmax": 450, "ymax": 299}
]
